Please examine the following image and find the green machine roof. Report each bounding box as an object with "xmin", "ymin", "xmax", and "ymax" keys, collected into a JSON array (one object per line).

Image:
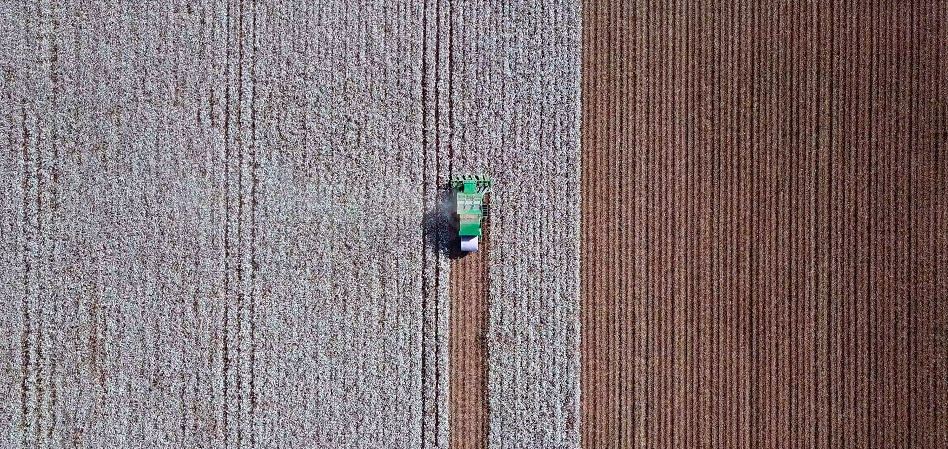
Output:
[{"xmin": 451, "ymin": 175, "xmax": 492, "ymax": 240}]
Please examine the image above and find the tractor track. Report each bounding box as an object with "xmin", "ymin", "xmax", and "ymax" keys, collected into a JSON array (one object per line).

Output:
[{"xmin": 449, "ymin": 221, "xmax": 489, "ymax": 449}]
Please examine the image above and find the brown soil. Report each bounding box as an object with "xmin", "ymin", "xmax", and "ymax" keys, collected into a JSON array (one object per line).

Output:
[
  {"xmin": 450, "ymin": 229, "xmax": 489, "ymax": 449},
  {"xmin": 582, "ymin": 1, "xmax": 947, "ymax": 448}
]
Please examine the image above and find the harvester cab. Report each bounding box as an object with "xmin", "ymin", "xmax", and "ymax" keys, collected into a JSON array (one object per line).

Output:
[{"xmin": 450, "ymin": 174, "xmax": 492, "ymax": 252}]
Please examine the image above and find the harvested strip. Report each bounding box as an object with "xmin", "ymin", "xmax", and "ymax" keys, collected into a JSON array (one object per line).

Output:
[
  {"xmin": 450, "ymin": 229, "xmax": 489, "ymax": 449},
  {"xmin": 581, "ymin": 1, "xmax": 948, "ymax": 447}
]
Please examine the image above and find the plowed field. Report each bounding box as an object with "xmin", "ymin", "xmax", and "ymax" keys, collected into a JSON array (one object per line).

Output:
[
  {"xmin": 450, "ymin": 233, "xmax": 489, "ymax": 449},
  {"xmin": 581, "ymin": 1, "xmax": 947, "ymax": 448}
]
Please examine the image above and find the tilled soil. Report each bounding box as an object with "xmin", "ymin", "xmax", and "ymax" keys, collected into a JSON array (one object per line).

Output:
[
  {"xmin": 449, "ymin": 231, "xmax": 489, "ymax": 449},
  {"xmin": 582, "ymin": 1, "xmax": 947, "ymax": 448}
]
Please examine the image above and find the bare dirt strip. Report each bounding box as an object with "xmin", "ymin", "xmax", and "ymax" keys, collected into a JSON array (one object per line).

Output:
[
  {"xmin": 582, "ymin": 1, "xmax": 947, "ymax": 447},
  {"xmin": 450, "ymin": 228, "xmax": 489, "ymax": 449}
]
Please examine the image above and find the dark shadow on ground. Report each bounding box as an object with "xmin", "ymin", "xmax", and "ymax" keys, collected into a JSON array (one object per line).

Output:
[{"xmin": 423, "ymin": 186, "xmax": 469, "ymax": 260}]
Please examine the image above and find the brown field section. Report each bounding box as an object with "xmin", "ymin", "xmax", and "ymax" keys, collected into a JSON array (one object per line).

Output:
[
  {"xmin": 582, "ymin": 1, "xmax": 947, "ymax": 448},
  {"xmin": 450, "ymin": 232, "xmax": 489, "ymax": 449}
]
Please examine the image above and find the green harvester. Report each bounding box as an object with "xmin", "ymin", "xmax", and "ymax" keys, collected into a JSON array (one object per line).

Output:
[{"xmin": 450, "ymin": 174, "xmax": 492, "ymax": 252}]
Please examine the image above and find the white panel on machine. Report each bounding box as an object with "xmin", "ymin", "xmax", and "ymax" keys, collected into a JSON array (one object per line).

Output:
[{"xmin": 460, "ymin": 236, "xmax": 479, "ymax": 252}]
